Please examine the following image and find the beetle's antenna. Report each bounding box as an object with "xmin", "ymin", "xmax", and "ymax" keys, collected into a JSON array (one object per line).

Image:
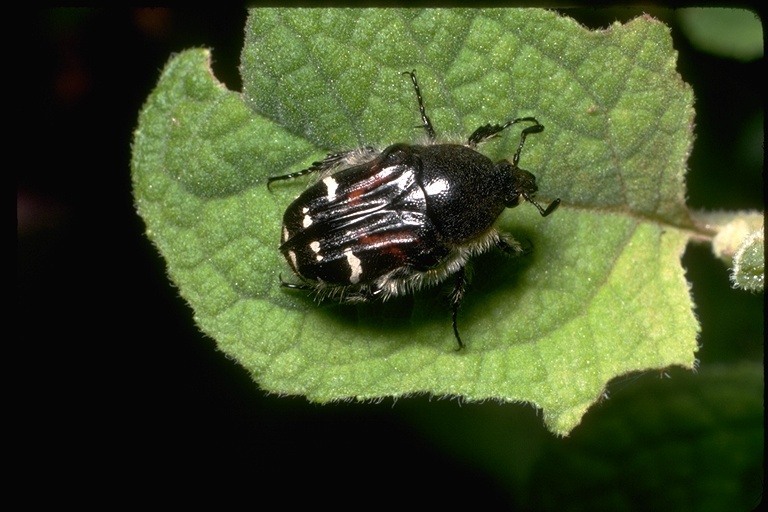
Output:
[{"xmin": 524, "ymin": 194, "xmax": 561, "ymax": 217}]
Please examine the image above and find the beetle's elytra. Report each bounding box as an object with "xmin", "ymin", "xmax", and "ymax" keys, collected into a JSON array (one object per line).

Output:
[{"xmin": 268, "ymin": 71, "xmax": 560, "ymax": 349}]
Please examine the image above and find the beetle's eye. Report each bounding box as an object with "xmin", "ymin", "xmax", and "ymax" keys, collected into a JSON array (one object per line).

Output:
[{"xmin": 506, "ymin": 194, "xmax": 523, "ymax": 208}]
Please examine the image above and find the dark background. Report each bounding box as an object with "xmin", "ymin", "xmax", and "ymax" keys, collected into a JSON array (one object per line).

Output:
[{"xmin": 20, "ymin": 8, "xmax": 762, "ymax": 507}]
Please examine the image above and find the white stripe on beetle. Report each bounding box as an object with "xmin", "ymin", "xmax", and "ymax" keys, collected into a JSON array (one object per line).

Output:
[{"xmin": 344, "ymin": 247, "xmax": 362, "ymax": 284}]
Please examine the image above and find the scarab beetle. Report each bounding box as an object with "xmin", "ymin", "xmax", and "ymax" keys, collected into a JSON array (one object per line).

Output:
[{"xmin": 268, "ymin": 71, "xmax": 560, "ymax": 349}]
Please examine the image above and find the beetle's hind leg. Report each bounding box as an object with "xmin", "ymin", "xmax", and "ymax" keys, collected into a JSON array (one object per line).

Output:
[
  {"xmin": 267, "ymin": 147, "xmax": 378, "ymax": 188},
  {"xmin": 278, "ymin": 275, "xmax": 314, "ymax": 291},
  {"xmin": 448, "ymin": 267, "xmax": 468, "ymax": 350}
]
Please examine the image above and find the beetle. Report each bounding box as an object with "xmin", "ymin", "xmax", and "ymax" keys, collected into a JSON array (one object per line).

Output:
[{"xmin": 268, "ymin": 70, "xmax": 560, "ymax": 349}]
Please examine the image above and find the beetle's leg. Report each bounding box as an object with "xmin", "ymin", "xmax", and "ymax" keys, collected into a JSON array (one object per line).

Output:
[
  {"xmin": 267, "ymin": 147, "xmax": 377, "ymax": 188},
  {"xmin": 341, "ymin": 286, "xmax": 380, "ymax": 303},
  {"xmin": 278, "ymin": 275, "xmax": 313, "ymax": 291},
  {"xmin": 280, "ymin": 276, "xmax": 378, "ymax": 305},
  {"xmin": 449, "ymin": 267, "xmax": 468, "ymax": 350},
  {"xmin": 402, "ymin": 70, "xmax": 436, "ymax": 141},
  {"xmin": 267, "ymin": 160, "xmax": 325, "ymax": 188},
  {"xmin": 496, "ymin": 237, "xmax": 531, "ymax": 257},
  {"xmin": 468, "ymin": 117, "xmax": 543, "ymax": 148}
]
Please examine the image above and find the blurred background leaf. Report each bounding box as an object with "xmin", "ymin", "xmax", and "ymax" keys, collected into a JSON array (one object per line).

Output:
[{"xmin": 677, "ymin": 7, "xmax": 763, "ymax": 62}]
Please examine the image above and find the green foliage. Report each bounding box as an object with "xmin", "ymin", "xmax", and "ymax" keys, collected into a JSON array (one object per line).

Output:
[
  {"xmin": 133, "ymin": 9, "xmax": 709, "ymax": 435},
  {"xmin": 677, "ymin": 8, "xmax": 763, "ymax": 62},
  {"xmin": 404, "ymin": 362, "xmax": 763, "ymax": 511},
  {"xmin": 732, "ymin": 228, "xmax": 765, "ymax": 292}
]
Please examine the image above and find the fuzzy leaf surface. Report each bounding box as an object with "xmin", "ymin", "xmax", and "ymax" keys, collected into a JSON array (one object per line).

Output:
[{"xmin": 132, "ymin": 9, "xmax": 699, "ymax": 434}]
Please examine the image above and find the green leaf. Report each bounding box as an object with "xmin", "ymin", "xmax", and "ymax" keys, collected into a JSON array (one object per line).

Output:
[
  {"xmin": 677, "ymin": 8, "xmax": 764, "ymax": 62},
  {"xmin": 132, "ymin": 9, "xmax": 700, "ymax": 435},
  {"xmin": 732, "ymin": 227, "xmax": 764, "ymax": 292}
]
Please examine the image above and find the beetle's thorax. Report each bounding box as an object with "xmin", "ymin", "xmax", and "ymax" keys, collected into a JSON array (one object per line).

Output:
[{"xmin": 404, "ymin": 143, "xmax": 510, "ymax": 244}]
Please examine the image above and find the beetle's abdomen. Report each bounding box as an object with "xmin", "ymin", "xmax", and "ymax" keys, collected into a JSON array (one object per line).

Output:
[{"xmin": 280, "ymin": 151, "xmax": 449, "ymax": 286}]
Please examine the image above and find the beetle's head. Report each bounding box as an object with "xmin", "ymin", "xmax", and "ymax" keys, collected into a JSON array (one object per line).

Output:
[{"xmin": 500, "ymin": 161, "xmax": 560, "ymax": 217}]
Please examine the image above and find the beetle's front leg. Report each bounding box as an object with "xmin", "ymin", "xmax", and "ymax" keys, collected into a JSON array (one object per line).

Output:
[
  {"xmin": 496, "ymin": 237, "xmax": 532, "ymax": 257},
  {"xmin": 468, "ymin": 117, "xmax": 542, "ymax": 148}
]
